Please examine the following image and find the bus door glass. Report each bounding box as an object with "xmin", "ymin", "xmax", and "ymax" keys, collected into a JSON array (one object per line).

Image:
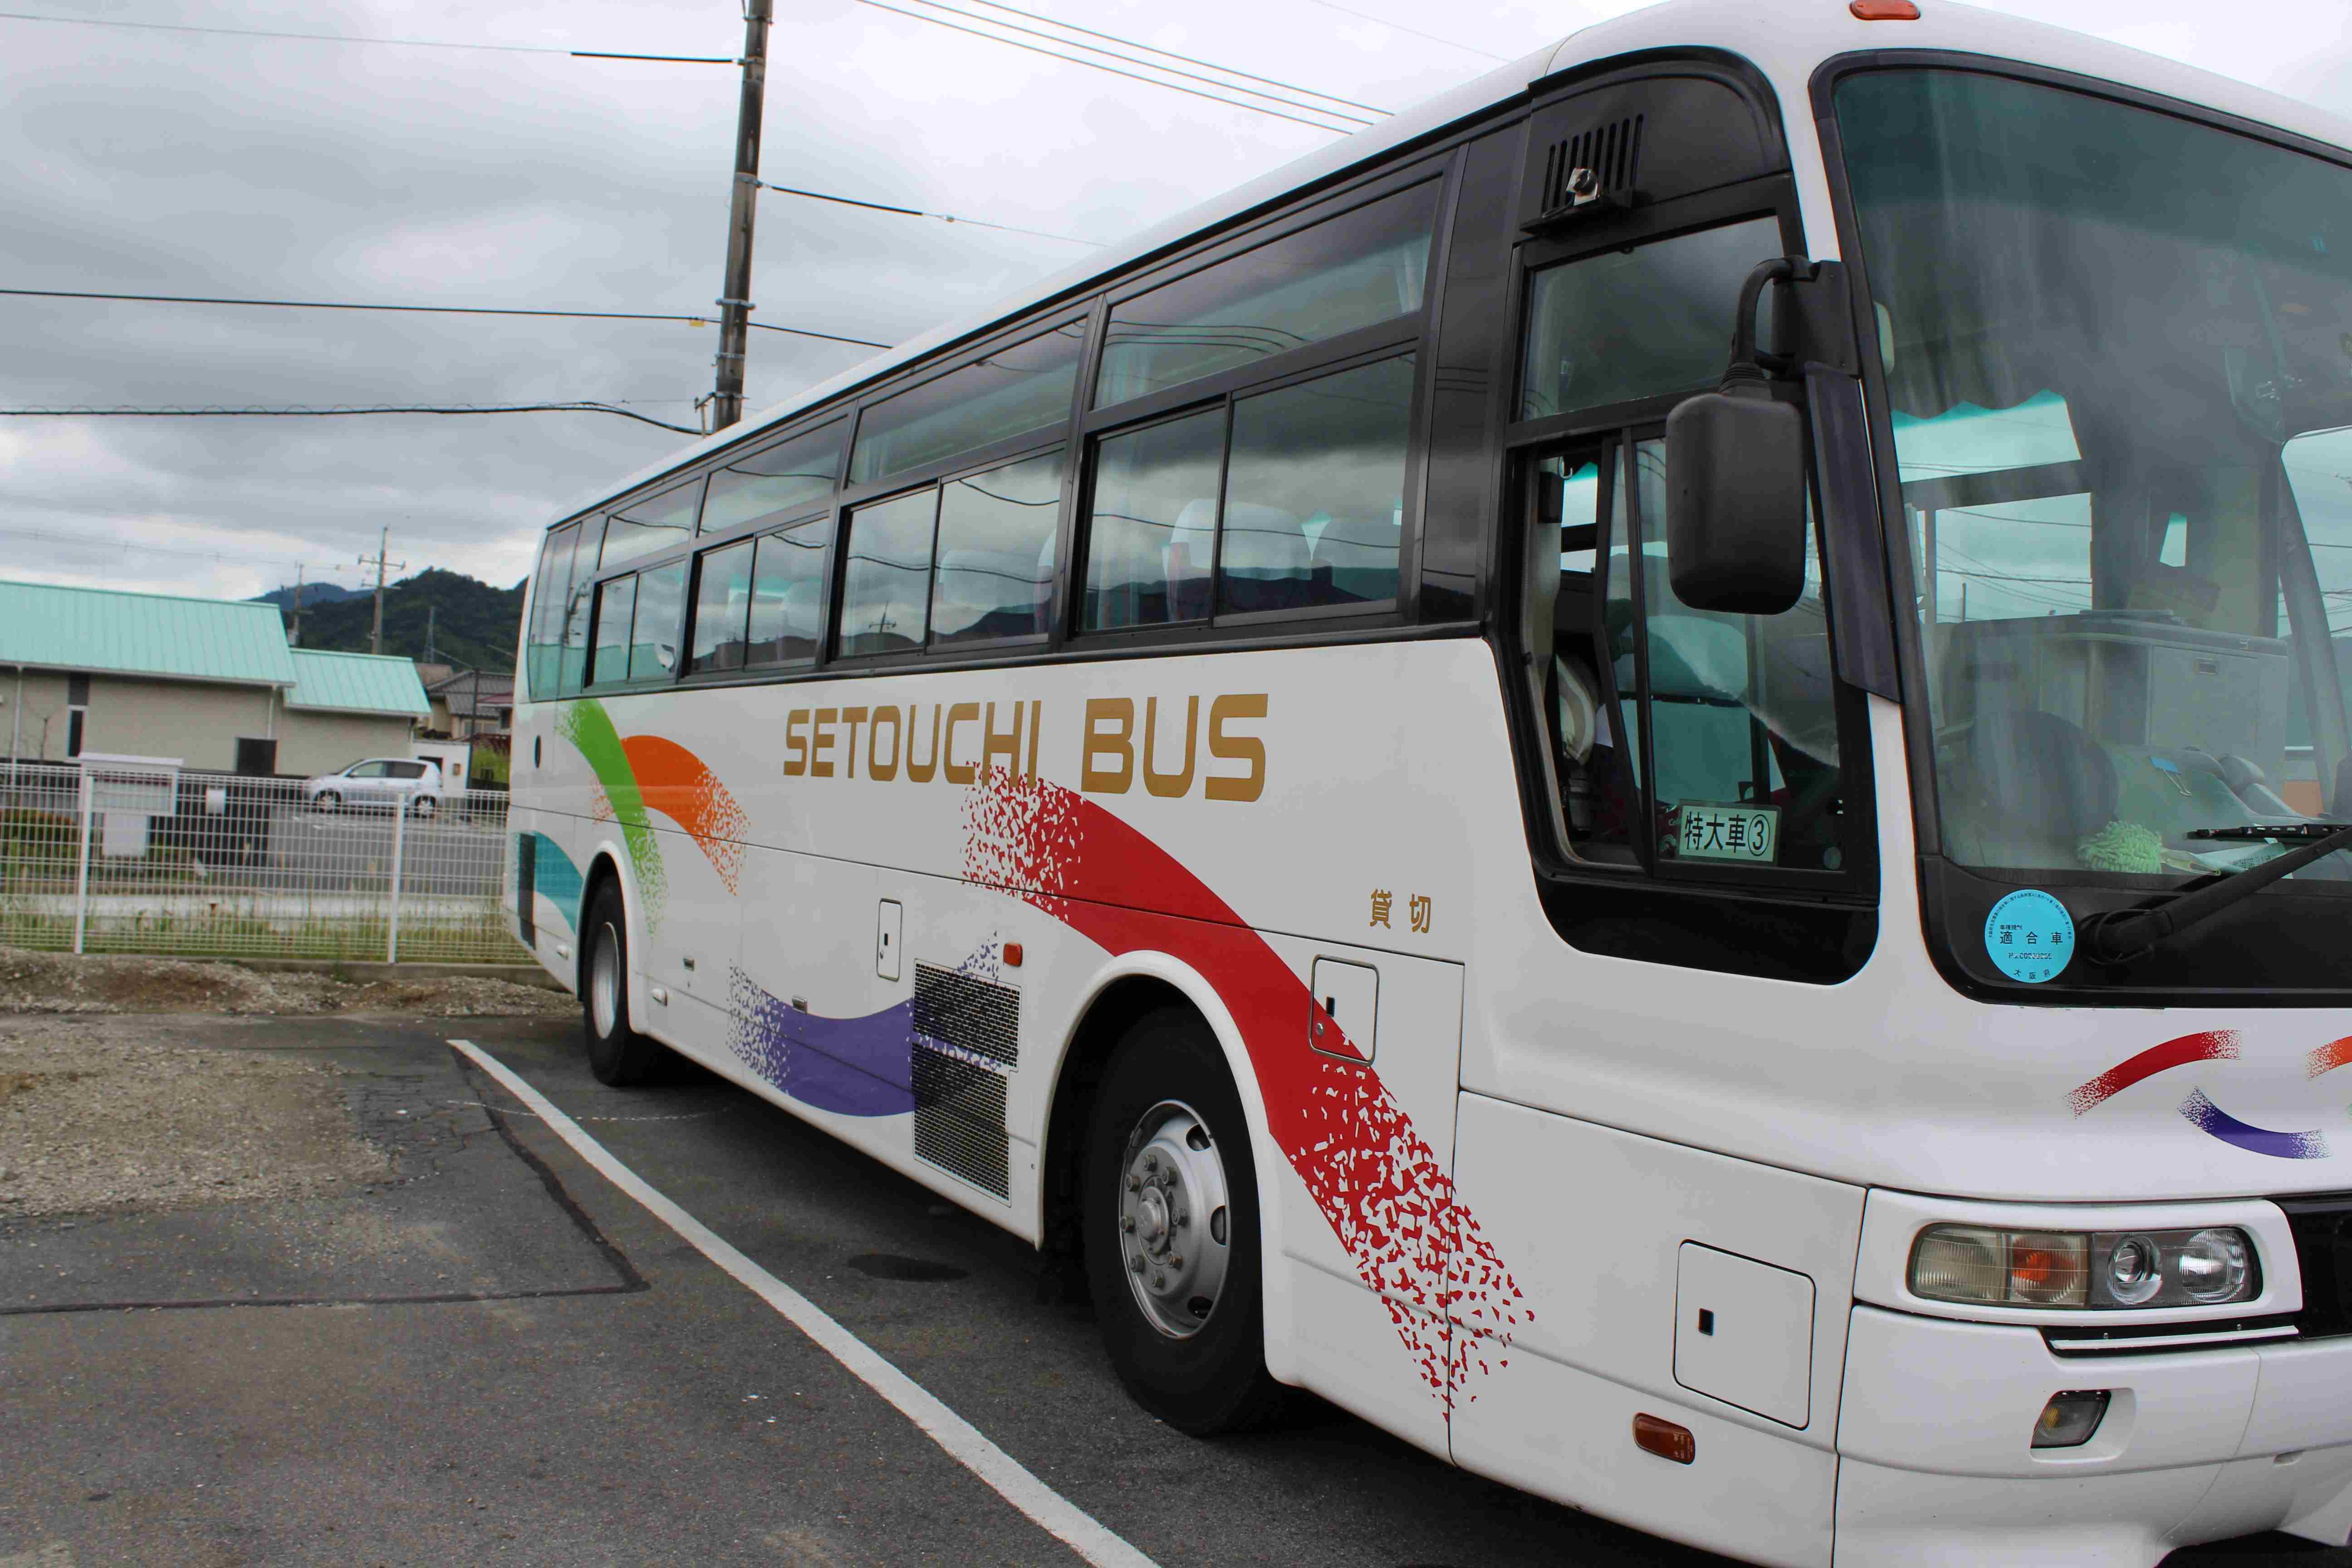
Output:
[{"xmin": 1519, "ymin": 221, "xmax": 1856, "ymax": 886}]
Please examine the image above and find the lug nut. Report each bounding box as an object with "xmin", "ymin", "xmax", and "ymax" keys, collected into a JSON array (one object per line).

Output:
[
  {"xmin": 1129, "ymin": 1256, "xmax": 1143, "ymax": 1274},
  {"xmin": 1152, "ymin": 1274, "xmax": 1165, "ymax": 1289},
  {"xmin": 1120, "ymin": 1216, "xmax": 1135, "ymax": 1232},
  {"xmin": 1175, "ymin": 1211, "xmax": 1188, "ymax": 1228},
  {"xmin": 1144, "ymin": 1153, "xmax": 1158, "ymax": 1171},
  {"xmin": 1168, "ymin": 1253, "xmax": 1183, "ymax": 1269},
  {"xmin": 1127, "ymin": 1176, "xmax": 1141, "ymax": 1192}
]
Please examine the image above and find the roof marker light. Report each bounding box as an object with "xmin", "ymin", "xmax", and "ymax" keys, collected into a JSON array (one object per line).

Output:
[{"xmin": 1851, "ymin": 1, "xmax": 1921, "ymax": 17}]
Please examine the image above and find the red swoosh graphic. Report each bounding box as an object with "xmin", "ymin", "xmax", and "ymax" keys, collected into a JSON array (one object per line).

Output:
[
  {"xmin": 2308, "ymin": 1037, "xmax": 2352, "ymax": 1079},
  {"xmin": 2069, "ymin": 1030, "xmax": 2239, "ymax": 1117},
  {"xmin": 964, "ymin": 772, "xmax": 1528, "ymax": 1408},
  {"xmin": 620, "ymin": 734, "xmax": 747, "ymax": 894}
]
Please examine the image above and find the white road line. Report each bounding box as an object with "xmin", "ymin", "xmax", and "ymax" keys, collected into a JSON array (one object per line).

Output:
[{"xmin": 445, "ymin": 1038, "xmax": 1161, "ymax": 1568}]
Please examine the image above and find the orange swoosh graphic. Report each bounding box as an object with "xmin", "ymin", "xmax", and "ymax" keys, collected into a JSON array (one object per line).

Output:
[{"xmin": 621, "ymin": 734, "xmax": 746, "ymax": 895}]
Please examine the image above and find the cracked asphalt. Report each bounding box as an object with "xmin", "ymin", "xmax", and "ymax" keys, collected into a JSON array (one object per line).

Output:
[{"xmin": 1, "ymin": 1014, "xmax": 2347, "ymax": 1567}]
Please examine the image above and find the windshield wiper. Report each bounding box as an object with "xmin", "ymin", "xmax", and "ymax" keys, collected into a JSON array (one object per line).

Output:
[{"xmin": 2082, "ymin": 820, "xmax": 2352, "ymax": 964}]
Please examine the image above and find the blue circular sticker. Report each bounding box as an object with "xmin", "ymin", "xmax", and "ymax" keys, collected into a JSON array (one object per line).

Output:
[{"xmin": 1984, "ymin": 889, "xmax": 2076, "ymax": 984}]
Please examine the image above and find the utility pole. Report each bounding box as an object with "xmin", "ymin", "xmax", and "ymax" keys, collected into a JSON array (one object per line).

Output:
[
  {"xmin": 710, "ymin": 0, "xmax": 773, "ymax": 433},
  {"xmin": 290, "ymin": 564, "xmax": 305, "ymax": 647},
  {"xmin": 358, "ymin": 527, "xmax": 407, "ymax": 657},
  {"xmin": 426, "ymin": 605, "xmax": 437, "ymax": 665}
]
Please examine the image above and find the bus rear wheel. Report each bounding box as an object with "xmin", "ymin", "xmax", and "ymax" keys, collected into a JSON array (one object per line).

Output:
[
  {"xmin": 581, "ymin": 881, "xmax": 661, "ymax": 1087},
  {"xmin": 1082, "ymin": 1007, "xmax": 1282, "ymax": 1436}
]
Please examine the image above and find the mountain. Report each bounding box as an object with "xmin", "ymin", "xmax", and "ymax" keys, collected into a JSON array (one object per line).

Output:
[
  {"xmin": 282, "ymin": 568, "xmax": 526, "ymax": 673},
  {"xmin": 250, "ymin": 581, "xmax": 363, "ymax": 611}
]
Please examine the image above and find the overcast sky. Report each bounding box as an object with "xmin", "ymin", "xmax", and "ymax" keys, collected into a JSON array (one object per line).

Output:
[{"xmin": 1, "ymin": 0, "xmax": 2346, "ymax": 611}]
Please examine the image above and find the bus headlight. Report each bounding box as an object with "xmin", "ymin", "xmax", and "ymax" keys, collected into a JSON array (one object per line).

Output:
[
  {"xmin": 1909, "ymin": 1224, "xmax": 2258, "ymax": 1309},
  {"xmin": 2177, "ymin": 1228, "xmax": 2252, "ymax": 1303}
]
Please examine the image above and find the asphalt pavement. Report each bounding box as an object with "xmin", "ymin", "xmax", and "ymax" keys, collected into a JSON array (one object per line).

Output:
[{"xmin": 3, "ymin": 1014, "xmax": 2348, "ymax": 1567}]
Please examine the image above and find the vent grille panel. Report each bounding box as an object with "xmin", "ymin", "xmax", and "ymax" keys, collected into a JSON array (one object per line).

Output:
[
  {"xmin": 913, "ymin": 1050, "xmax": 1010, "ymax": 1199},
  {"xmin": 1537, "ymin": 113, "xmax": 1644, "ymax": 215},
  {"xmin": 913, "ymin": 962, "xmax": 1019, "ymax": 1067},
  {"xmin": 910, "ymin": 961, "xmax": 1017, "ymax": 1198}
]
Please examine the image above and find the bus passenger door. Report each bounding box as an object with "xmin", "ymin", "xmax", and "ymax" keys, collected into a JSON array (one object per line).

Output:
[{"xmin": 1259, "ymin": 933, "xmax": 1465, "ymax": 1460}]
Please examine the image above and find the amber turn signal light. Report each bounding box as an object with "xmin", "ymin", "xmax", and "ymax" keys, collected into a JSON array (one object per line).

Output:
[
  {"xmin": 1851, "ymin": 0, "xmax": 1921, "ymax": 17},
  {"xmin": 1003, "ymin": 941, "xmax": 1024, "ymax": 967},
  {"xmin": 1633, "ymin": 1413, "xmax": 1695, "ymax": 1464}
]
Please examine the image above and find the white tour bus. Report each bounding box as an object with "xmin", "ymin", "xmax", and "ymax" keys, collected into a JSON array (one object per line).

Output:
[{"xmin": 505, "ymin": 2, "xmax": 2352, "ymax": 1560}]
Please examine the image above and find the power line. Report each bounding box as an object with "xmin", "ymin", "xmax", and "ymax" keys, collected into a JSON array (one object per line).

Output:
[
  {"xmin": 1302, "ymin": 0, "xmax": 1509, "ymax": 62},
  {"xmin": 0, "ymin": 524, "xmax": 357, "ymax": 574},
  {"xmin": 758, "ymin": 181, "xmax": 1101, "ymax": 245},
  {"xmin": 957, "ymin": 0, "xmax": 1391, "ymax": 115},
  {"xmin": 0, "ymin": 9, "xmax": 733, "ymax": 63},
  {"xmin": 851, "ymin": 0, "xmax": 1362, "ymax": 133},
  {"xmin": 0, "ymin": 403, "xmax": 706, "ymax": 435},
  {"xmin": 887, "ymin": 0, "xmax": 1378, "ymax": 123},
  {"xmin": 0, "ymin": 285, "xmax": 891, "ymax": 348},
  {"xmin": 1308, "ymin": 0, "xmax": 1505, "ymax": 62}
]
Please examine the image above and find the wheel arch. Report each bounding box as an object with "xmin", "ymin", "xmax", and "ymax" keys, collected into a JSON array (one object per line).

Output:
[
  {"xmin": 574, "ymin": 839, "xmax": 640, "ymax": 1001},
  {"xmin": 1037, "ymin": 953, "xmax": 1289, "ymax": 1320}
]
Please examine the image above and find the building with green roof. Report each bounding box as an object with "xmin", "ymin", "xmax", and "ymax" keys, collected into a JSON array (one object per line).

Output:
[{"xmin": 1, "ymin": 579, "xmax": 426, "ymax": 775}]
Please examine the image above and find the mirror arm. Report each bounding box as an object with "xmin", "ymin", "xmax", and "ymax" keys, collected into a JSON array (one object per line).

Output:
[{"xmin": 1722, "ymin": 259, "xmax": 1798, "ymax": 393}]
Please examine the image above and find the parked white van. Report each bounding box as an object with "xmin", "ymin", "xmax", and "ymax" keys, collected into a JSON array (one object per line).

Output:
[{"xmin": 302, "ymin": 757, "xmax": 444, "ymax": 816}]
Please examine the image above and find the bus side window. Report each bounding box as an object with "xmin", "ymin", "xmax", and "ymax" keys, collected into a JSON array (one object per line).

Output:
[
  {"xmin": 747, "ymin": 520, "xmax": 830, "ymax": 666},
  {"xmin": 838, "ymin": 488, "xmax": 939, "ymax": 657},
  {"xmin": 1545, "ymin": 449, "xmax": 1638, "ymax": 865},
  {"xmin": 687, "ymin": 538, "xmax": 757, "ymax": 675},
  {"xmin": 1220, "ymin": 357, "xmax": 1413, "ymax": 615},
  {"xmin": 1624, "ymin": 439, "xmax": 1845, "ymax": 873},
  {"xmin": 931, "ymin": 449, "xmax": 1062, "ymax": 647},
  {"xmin": 1082, "ymin": 409, "xmax": 1223, "ymax": 632},
  {"xmin": 590, "ymin": 575, "xmax": 637, "ymax": 686},
  {"xmin": 560, "ymin": 519, "xmax": 603, "ymax": 695},
  {"xmin": 527, "ymin": 522, "xmax": 579, "ymax": 700},
  {"xmin": 630, "ymin": 560, "xmax": 689, "ymax": 681}
]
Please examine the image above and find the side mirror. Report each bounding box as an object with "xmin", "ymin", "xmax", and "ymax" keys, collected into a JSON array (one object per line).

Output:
[
  {"xmin": 1664, "ymin": 390, "xmax": 1808, "ymax": 615},
  {"xmin": 1664, "ymin": 257, "xmax": 1812, "ymax": 617}
]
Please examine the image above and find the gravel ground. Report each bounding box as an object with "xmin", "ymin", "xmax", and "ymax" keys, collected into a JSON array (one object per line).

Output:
[
  {"xmin": 0, "ymin": 948, "xmax": 574, "ymax": 1017},
  {"xmin": 0, "ymin": 949, "xmax": 576, "ymax": 1218},
  {"xmin": 0, "ymin": 1017, "xmax": 391, "ymax": 1217}
]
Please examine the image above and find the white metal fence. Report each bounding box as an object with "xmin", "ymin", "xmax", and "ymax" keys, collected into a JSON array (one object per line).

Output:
[{"xmin": 0, "ymin": 759, "xmax": 525, "ymax": 964}]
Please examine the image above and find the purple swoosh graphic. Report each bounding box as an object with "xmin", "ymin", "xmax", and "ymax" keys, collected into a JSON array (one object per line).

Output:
[
  {"xmin": 2179, "ymin": 1087, "xmax": 2332, "ymax": 1160},
  {"xmin": 728, "ymin": 968, "xmax": 915, "ymax": 1118}
]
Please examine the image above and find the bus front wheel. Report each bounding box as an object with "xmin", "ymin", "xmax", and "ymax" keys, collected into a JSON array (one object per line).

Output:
[
  {"xmin": 1082, "ymin": 1007, "xmax": 1282, "ymax": 1436},
  {"xmin": 581, "ymin": 881, "xmax": 661, "ymax": 1087}
]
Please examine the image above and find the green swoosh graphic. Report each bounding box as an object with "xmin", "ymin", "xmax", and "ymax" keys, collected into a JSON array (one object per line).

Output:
[{"xmin": 556, "ymin": 697, "xmax": 667, "ymax": 929}]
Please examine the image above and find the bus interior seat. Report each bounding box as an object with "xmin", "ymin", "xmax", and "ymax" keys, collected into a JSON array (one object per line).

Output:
[
  {"xmin": 1208, "ymin": 500, "xmax": 1309, "ymax": 614},
  {"xmin": 1166, "ymin": 500, "xmax": 1219, "ymax": 620},
  {"xmin": 1313, "ymin": 510, "xmax": 1404, "ymax": 603},
  {"xmin": 1950, "ymin": 707, "xmax": 2121, "ymax": 866}
]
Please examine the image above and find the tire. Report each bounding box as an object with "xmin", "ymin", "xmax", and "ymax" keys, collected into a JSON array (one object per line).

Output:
[
  {"xmin": 315, "ymin": 790, "xmax": 339, "ymax": 813},
  {"xmin": 1082, "ymin": 1007, "xmax": 1283, "ymax": 1435},
  {"xmin": 413, "ymin": 795, "xmax": 438, "ymax": 819},
  {"xmin": 580, "ymin": 881, "xmax": 661, "ymax": 1087}
]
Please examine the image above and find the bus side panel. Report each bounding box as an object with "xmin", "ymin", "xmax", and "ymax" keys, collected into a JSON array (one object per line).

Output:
[
  {"xmin": 877, "ymin": 862, "xmax": 1053, "ymax": 1227},
  {"xmin": 632, "ymin": 818, "xmax": 743, "ymax": 1070},
  {"xmin": 730, "ymin": 842, "xmax": 1048, "ymax": 1234},
  {"xmin": 509, "ymin": 706, "xmax": 587, "ymax": 991},
  {"xmin": 1449, "ymin": 1093, "xmax": 1858, "ymax": 1568},
  {"xmin": 1258, "ymin": 930, "xmax": 1464, "ymax": 1460}
]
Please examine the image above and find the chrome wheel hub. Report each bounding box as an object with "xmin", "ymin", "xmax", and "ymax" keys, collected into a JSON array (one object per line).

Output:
[
  {"xmin": 590, "ymin": 920, "xmax": 621, "ymax": 1039},
  {"xmin": 1116, "ymin": 1100, "xmax": 1231, "ymax": 1339}
]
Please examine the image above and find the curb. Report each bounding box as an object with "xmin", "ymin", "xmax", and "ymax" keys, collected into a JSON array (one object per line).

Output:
[{"xmin": 230, "ymin": 957, "xmax": 568, "ymax": 992}]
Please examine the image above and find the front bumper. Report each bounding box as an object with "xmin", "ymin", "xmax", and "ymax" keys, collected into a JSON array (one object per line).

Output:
[{"xmin": 1834, "ymin": 1304, "xmax": 2352, "ymax": 1566}]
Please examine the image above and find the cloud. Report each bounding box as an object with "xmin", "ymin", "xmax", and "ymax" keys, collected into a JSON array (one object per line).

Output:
[{"xmin": 1, "ymin": 0, "xmax": 2344, "ymax": 616}]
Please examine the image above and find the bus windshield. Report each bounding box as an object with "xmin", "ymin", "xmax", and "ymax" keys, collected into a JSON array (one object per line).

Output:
[{"xmin": 1838, "ymin": 69, "xmax": 2352, "ymax": 907}]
